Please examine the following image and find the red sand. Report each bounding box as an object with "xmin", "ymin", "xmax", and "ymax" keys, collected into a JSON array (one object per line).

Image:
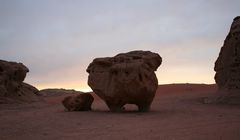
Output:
[{"xmin": 0, "ymin": 84, "xmax": 240, "ymax": 140}]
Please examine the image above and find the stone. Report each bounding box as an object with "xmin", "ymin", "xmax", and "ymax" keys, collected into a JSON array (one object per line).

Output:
[
  {"xmin": 87, "ymin": 50, "xmax": 162, "ymax": 112},
  {"xmin": 0, "ymin": 60, "xmax": 39, "ymax": 103},
  {"xmin": 62, "ymin": 93, "xmax": 94, "ymax": 111},
  {"xmin": 214, "ymin": 16, "xmax": 240, "ymax": 104}
]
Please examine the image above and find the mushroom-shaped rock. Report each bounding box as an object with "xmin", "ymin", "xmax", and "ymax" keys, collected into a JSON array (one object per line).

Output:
[
  {"xmin": 214, "ymin": 16, "xmax": 240, "ymax": 104},
  {"xmin": 87, "ymin": 51, "xmax": 162, "ymax": 112},
  {"xmin": 62, "ymin": 93, "xmax": 94, "ymax": 111}
]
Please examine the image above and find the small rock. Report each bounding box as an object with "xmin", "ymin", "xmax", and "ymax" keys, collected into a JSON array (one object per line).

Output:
[{"xmin": 62, "ymin": 93, "xmax": 94, "ymax": 111}]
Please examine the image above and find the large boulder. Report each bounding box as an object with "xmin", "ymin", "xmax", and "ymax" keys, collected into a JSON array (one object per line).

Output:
[
  {"xmin": 87, "ymin": 50, "xmax": 162, "ymax": 112},
  {"xmin": 214, "ymin": 16, "xmax": 240, "ymax": 104},
  {"xmin": 0, "ymin": 60, "xmax": 39, "ymax": 103},
  {"xmin": 62, "ymin": 93, "xmax": 94, "ymax": 111}
]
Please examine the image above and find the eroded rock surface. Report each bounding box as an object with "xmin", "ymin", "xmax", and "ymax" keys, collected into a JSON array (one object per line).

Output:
[
  {"xmin": 213, "ymin": 16, "xmax": 240, "ymax": 104},
  {"xmin": 87, "ymin": 51, "xmax": 162, "ymax": 111},
  {"xmin": 0, "ymin": 60, "xmax": 39, "ymax": 103},
  {"xmin": 62, "ymin": 93, "xmax": 94, "ymax": 111}
]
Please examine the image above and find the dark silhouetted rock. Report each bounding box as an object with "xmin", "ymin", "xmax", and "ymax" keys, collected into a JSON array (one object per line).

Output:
[
  {"xmin": 62, "ymin": 93, "xmax": 94, "ymax": 111},
  {"xmin": 213, "ymin": 16, "xmax": 240, "ymax": 104},
  {"xmin": 87, "ymin": 50, "xmax": 162, "ymax": 112},
  {"xmin": 0, "ymin": 60, "xmax": 39, "ymax": 103}
]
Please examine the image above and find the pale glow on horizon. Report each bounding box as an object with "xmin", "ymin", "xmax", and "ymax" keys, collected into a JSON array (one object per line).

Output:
[
  {"xmin": 33, "ymin": 68, "xmax": 215, "ymax": 92},
  {"xmin": 35, "ymin": 80, "xmax": 92, "ymax": 92},
  {"xmin": 34, "ymin": 67, "xmax": 215, "ymax": 92},
  {"xmin": 37, "ymin": 84, "xmax": 92, "ymax": 92}
]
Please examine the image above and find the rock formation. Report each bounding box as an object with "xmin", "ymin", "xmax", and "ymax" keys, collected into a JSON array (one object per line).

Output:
[
  {"xmin": 214, "ymin": 16, "xmax": 240, "ymax": 104},
  {"xmin": 62, "ymin": 93, "xmax": 94, "ymax": 111},
  {"xmin": 87, "ymin": 50, "xmax": 162, "ymax": 112},
  {"xmin": 0, "ymin": 60, "xmax": 39, "ymax": 103},
  {"xmin": 39, "ymin": 89, "xmax": 83, "ymax": 97}
]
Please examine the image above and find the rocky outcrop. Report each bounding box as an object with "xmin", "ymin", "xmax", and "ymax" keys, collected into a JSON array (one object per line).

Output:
[
  {"xmin": 39, "ymin": 89, "xmax": 83, "ymax": 97},
  {"xmin": 87, "ymin": 51, "xmax": 162, "ymax": 112},
  {"xmin": 62, "ymin": 93, "xmax": 94, "ymax": 111},
  {"xmin": 0, "ymin": 60, "xmax": 39, "ymax": 103},
  {"xmin": 213, "ymin": 16, "xmax": 240, "ymax": 104}
]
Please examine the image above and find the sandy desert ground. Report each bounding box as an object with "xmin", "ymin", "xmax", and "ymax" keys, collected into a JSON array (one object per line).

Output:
[{"xmin": 0, "ymin": 84, "xmax": 240, "ymax": 140}]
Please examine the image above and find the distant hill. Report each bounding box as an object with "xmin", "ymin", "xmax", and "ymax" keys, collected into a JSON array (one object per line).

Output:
[
  {"xmin": 157, "ymin": 83, "xmax": 217, "ymax": 95},
  {"xmin": 39, "ymin": 89, "xmax": 84, "ymax": 97}
]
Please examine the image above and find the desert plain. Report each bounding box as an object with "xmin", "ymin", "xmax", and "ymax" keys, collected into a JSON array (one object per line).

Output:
[{"xmin": 1, "ymin": 84, "xmax": 239, "ymax": 140}]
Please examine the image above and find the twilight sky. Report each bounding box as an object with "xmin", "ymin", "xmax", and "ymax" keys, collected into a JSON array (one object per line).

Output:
[{"xmin": 0, "ymin": 0, "xmax": 240, "ymax": 91}]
